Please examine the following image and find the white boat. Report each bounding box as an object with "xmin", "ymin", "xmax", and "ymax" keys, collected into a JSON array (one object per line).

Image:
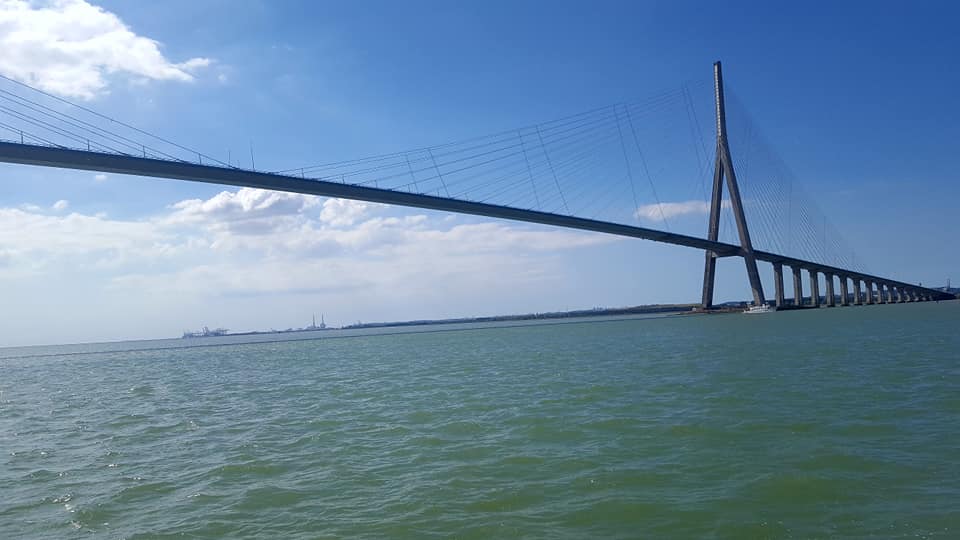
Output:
[{"xmin": 744, "ymin": 304, "xmax": 775, "ymax": 314}]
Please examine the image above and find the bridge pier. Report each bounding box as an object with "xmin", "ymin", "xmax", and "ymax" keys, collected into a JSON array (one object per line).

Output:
[
  {"xmin": 792, "ymin": 266, "xmax": 803, "ymax": 306},
  {"xmin": 875, "ymin": 283, "xmax": 884, "ymax": 304},
  {"xmin": 885, "ymin": 284, "xmax": 894, "ymax": 303},
  {"xmin": 839, "ymin": 276, "xmax": 849, "ymax": 306},
  {"xmin": 824, "ymin": 273, "xmax": 836, "ymax": 307},
  {"xmin": 865, "ymin": 281, "xmax": 874, "ymax": 305},
  {"xmin": 853, "ymin": 278, "xmax": 862, "ymax": 305},
  {"xmin": 772, "ymin": 263, "xmax": 785, "ymax": 308},
  {"xmin": 895, "ymin": 287, "xmax": 903, "ymax": 303},
  {"xmin": 809, "ymin": 270, "xmax": 820, "ymax": 307}
]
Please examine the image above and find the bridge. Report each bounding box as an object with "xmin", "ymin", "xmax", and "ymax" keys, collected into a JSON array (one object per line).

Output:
[{"xmin": 0, "ymin": 62, "xmax": 951, "ymax": 307}]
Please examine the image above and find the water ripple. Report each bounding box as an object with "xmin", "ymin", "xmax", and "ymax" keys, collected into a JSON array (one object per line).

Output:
[{"xmin": 1, "ymin": 303, "xmax": 958, "ymax": 538}]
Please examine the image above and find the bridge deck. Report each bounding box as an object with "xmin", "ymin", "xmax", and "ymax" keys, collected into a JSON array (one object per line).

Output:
[{"xmin": 0, "ymin": 141, "xmax": 948, "ymax": 299}]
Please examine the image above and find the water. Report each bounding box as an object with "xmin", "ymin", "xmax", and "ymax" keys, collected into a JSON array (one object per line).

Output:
[{"xmin": 2, "ymin": 302, "xmax": 958, "ymax": 539}]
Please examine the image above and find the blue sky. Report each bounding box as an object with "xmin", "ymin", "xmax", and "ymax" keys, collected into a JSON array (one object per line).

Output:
[{"xmin": 0, "ymin": 0, "xmax": 957, "ymax": 345}]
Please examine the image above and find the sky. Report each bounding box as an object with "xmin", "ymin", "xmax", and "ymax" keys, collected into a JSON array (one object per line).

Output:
[{"xmin": 0, "ymin": 0, "xmax": 957, "ymax": 346}]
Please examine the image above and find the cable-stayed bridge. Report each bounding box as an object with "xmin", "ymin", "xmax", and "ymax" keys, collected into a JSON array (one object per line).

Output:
[{"xmin": 0, "ymin": 63, "xmax": 950, "ymax": 306}]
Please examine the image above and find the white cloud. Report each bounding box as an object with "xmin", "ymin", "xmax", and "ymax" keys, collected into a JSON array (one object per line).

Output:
[
  {"xmin": 0, "ymin": 188, "xmax": 616, "ymax": 287},
  {"xmin": 164, "ymin": 187, "xmax": 322, "ymax": 236},
  {"xmin": 175, "ymin": 58, "xmax": 211, "ymax": 71},
  {"xmin": 319, "ymin": 198, "xmax": 379, "ymax": 228},
  {"xmin": 0, "ymin": 0, "xmax": 211, "ymax": 99},
  {"xmin": 52, "ymin": 199, "xmax": 69, "ymax": 211},
  {"xmin": 0, "ymin": 206, "xmax": 175, "ymax": 274},
  {"xmin": 635, "ymin": 200, "xmax": 731, "ymax": 221},
  {"xmin": 94, "ymin": 173, "xmax": 107, "ymax": 182}
]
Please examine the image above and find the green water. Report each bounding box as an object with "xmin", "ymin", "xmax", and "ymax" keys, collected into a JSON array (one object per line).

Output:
[{"xmin": 2, "ymin": 302, "xmax": 958, "ymax": 539}]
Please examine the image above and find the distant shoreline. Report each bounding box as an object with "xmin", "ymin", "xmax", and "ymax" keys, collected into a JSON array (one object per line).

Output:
[
  {"xmin": 339, "ymin": 303, "xmax": 703, "ymax": 330},
  {"xmin": 4, "ymin": 310, "xmax": 702, "ymax": 362},
  {"xmin": 183, "ymin": 303, "xmax": 707, "ymax": 339},
  {"xmin": 183, "ymin": 291, "xmax": 960, "ymax": 340}
]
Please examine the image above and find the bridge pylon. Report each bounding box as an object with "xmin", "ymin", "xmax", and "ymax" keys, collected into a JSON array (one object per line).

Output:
[{"xmin": 701, "ymin": 61, "xmax": 766, "ymax": 309}]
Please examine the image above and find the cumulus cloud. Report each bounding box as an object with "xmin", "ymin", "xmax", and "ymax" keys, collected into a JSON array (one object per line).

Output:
[
  {"xmin": 0, "ymin": 188, "xmax": 616, "ymax": 288},
  {"xmin": 319, "ymin": 199, "xmax": 379, "ymax": 228},
  {"xmin": 635, "ymin": 199, "xmax": 731, "ymax": 221},
  {"xmin": 164, "ymin": 188, "xmax": 321, "ymax": 235},
  {"xmin": 52, "ymin": 199, "xmax": 69, "ymax": 211},
  {"xmin": 0, "ymin": 0, "xmax": 211, "ymax": 99}
]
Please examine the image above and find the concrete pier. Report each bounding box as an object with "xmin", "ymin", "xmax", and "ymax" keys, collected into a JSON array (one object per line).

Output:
[
  {"xmin": 853, "ymin": 279, "xmax": 862, "ymax": 305},
  {"xmin": 825, "ymin": 273, "xmax": 836, "ymax": 307},
  {"xmin": 792, "ymin": 266, "xmax": 803, "ymax": 306},
  {"xmin": 773, "ymin": 263, "xmax": 785, "ymax": 308},
  {"xmin": 840, "ymin": 276, "xmax": 850, "ymax": 306},
  {"xmin": 886, "ymin": 285, "xmax": 894, "ymax": 304},
  {"xmin": 810, "ymin": 270, "xmax": 820, "ymax": 307},
  {"xmin": 865, "ymin": 281, "xmax": 874, "ymax": 305}
]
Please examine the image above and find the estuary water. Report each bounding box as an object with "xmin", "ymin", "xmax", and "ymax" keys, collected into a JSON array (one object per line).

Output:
[{"xmin": 1, "ymin": 302, "xmax": 958, "ymax": 539}]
